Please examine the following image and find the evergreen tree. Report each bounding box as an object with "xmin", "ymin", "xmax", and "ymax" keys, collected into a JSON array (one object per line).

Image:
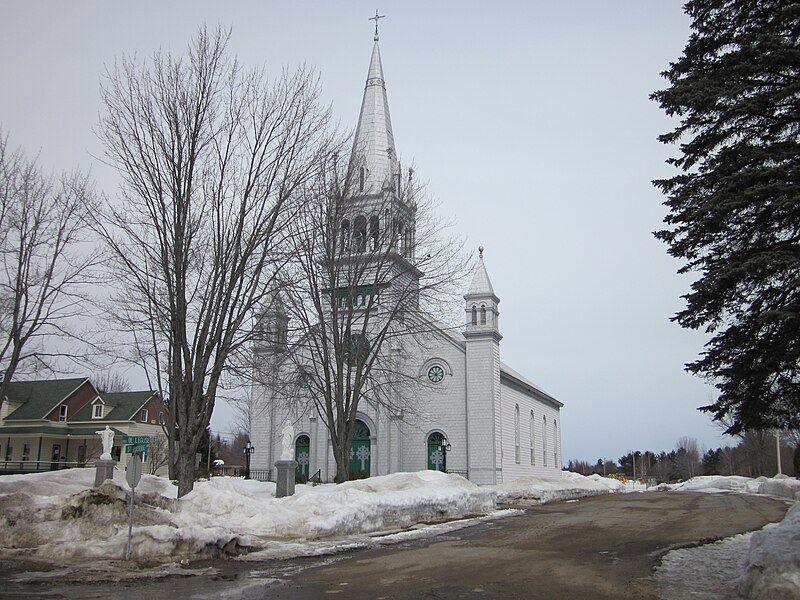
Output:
[{"xmin": 652, "ymin": 1, "xmax": 800, "ymax": 434}]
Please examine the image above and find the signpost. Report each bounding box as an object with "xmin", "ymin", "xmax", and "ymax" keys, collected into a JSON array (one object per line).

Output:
[{"xmin": 123, "ymin": 436, "xmax": 149, "ymax": 560}]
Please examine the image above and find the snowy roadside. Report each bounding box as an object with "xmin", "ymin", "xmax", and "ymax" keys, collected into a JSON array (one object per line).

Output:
[
  {"xmin": 0, "ymin": 468, "xmax": 623, "ymax": 564},
  {"xmin": 653, "ymin": 474, "xmax": 800, "ymax": 600}
]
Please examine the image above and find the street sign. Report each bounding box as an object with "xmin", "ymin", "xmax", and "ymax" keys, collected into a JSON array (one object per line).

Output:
[
  {"xmin": 125, "ymin": 443, "xmax": 148, "ymax": 454},
  {"xmin": 123, "ymin": 435, "xmax": 150, "ymax": 445},
  {"xmin": 126, "ymin": 454, "xmax": 142, "ymax": 488}
]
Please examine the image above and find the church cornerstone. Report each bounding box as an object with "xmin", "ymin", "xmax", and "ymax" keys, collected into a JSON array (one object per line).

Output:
[{"xmin": 275, "ymin": 459, "xmax": 297, "ymax": 497}]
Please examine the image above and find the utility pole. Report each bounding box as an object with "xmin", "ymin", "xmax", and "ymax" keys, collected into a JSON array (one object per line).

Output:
[{"xmin": 776, "ymin": 430, "xmax": 782, "ymax": 476}]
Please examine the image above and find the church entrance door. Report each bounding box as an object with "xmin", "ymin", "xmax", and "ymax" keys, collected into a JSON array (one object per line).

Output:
[
  {"xmin": 349, "ymin": 419, "xmax": 371, "ymax": 478},
  {"xmin": 427, "ymin": 432, "xmax": 446, "ymax": 472},
  {"xmin": 295, "ymin": 434, "xmax": 310, "ymax": 480}
]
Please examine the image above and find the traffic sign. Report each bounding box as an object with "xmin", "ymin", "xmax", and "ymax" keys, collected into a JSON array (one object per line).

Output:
[
  {"xmin": 126, "ymin": 454, "xmax": 142, "ymax": 488},
  {"xmin": 123, "ymin": 435, "xmax": 150, "ymax": 445},
  {"xmin": 125, "ymin": 443, "xmax": 148, "ymax": 454}
]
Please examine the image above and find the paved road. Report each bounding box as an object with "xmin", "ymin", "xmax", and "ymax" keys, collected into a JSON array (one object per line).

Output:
[{"xmin": 1, "ymin": 492, "xmax": 789, "ymax": 599}]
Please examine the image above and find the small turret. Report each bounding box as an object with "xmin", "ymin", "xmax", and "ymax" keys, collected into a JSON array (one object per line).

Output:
[
  {"xmin": 255, "ymin": 289, "xmax": 289, "ymax": 355},
  {"xmin": 464, "ymin": 247, "xmax": 501, "ymax": 340}
]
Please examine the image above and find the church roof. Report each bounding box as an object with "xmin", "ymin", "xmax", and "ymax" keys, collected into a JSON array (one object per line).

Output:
[
  {"xmin": 350, "ymin": 40, "xmax": 397, "ymax": 194},
  {"xmin": 466, "ymin": 251, "xmax": 496, "ymax": 297}
]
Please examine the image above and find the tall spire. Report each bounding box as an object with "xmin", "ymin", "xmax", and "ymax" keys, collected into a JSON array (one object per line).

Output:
[
  {"xmin": 350, "ymin": 20, "xmax": 397, "ymax": 195},
  {"xmin": 467, "ymin": 247, "xmax": 496, "ymax": 297}
]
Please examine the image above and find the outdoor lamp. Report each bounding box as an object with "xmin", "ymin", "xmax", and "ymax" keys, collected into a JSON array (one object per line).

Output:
[{"xmin": 441, "ymin": 438, "xmax": 451, "ymax": 452}]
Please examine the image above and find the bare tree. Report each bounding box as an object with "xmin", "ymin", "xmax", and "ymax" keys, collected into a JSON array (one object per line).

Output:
[
  {"xmin": 270, "ymin": 150, "xmax": 467, "ymax": 483},
  {"xmin": 147, "ymin": 434, "xmax": 169, "ymax": 475},
  {"xmin": 675, "ymin": 436, "xmax": 701, "ymax": 479},
  {"xmin": 91, "ymin": 371, "xmax": 131, "ymax": 393},
  {"xmin": 0, "ymin": 130, "xmax": 99, "ymax": 412},
  {"xmin": 95, "ymin": 27, "xmax": 331, "ymax": 496}
]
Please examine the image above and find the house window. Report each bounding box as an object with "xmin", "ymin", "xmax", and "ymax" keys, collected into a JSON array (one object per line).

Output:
[
  {"xmin": 514, "ymin": 404, "xmax": 520, "ymax": 464},
  {"xmin": 140, "ymin": 409, "xmax": 149, "ymax": 422},
  {"xmin": 93, "ymin": 404, "xmax": 103, "ymax": 419},
  {"xmin": 22, "ymin": 443, "xmax": 30, "ymax": 462},
  {"xmin": 4, "ymin": 441, "xmax": 11, "ymax": 461},
  {"xmin": 59, "ymin": 404, "xmax": 68, "ymax": 421}
]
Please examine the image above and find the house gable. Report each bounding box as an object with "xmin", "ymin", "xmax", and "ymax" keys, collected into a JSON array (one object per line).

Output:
[{"xmin": 4, "ymin": 378, "xmax": 93, "ymax": 421}]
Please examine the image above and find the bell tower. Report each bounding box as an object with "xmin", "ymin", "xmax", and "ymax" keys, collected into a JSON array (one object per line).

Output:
[{"xmin": 464, "ymin": 247, "xmax": 503, "ymax": 484}]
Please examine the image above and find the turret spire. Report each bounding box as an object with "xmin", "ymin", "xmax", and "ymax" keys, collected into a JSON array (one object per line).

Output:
[{"xmin": 350, "ymin": 17, "xmax": 397, "ymax": 196}]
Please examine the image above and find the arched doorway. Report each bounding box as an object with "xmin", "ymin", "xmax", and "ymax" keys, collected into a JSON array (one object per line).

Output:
[
  {"xmin": 427, "ymin": 432, "xmax": 447, "ymax": 472},
  {"xmin": 348, "ymin": 419, "xmax": 371, "ymax": 478},
  {"xmin": 295, "ymin": 434, "xmax": 310, "ymax": 480}
]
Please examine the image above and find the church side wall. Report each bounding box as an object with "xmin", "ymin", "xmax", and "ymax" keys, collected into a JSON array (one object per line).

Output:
[{"xmin": 499, "ymin": 381, "xmax": 562, "ymax": 482}]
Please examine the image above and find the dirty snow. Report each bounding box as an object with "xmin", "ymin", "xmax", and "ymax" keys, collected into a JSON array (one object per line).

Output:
[
  {"xmin": 0, "ymin": 468, "xmax": 622, "ymax": 562},
  {"xmin": 490, "ymin": 471, "xmax": 624, "ymax": 503}
]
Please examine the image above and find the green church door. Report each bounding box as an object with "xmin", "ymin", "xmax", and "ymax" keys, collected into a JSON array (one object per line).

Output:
[
  {"xmin": 348, "ymin": 419, "xmax": 371, "ymax": 478},
  {"xmin": 295, "ymin": 434, "xmax": 310, "ymax": 479},
  {"xmin": 427, "ymin": 432, "xmax": 446, "ymax": 472}
]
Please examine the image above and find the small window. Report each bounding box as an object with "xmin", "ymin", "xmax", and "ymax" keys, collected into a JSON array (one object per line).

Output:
[
  {"xmin": 59, "ymin": 404, "xmax": 68, "ymax": 421},
  {"xmin": 480, "ymin": 305, "xmax": 487, "ymax": 325},
  {"xmin": 93, "ymin": 404, "xmax": 103, "ymax": 419},
  {"xmin": 22, "ymin": 443, "xmax": 30, "ymax": 462},
  {"xmin": 140, "ymin": 408, "xmax": 149, "ymax": 422},
  {"xmin": 4, "ymin": 441, "xmax": 12, "ymax": 461},
  {"xmin": 471, "ymin": 305, "xmax": 477, "ymax": 325}
]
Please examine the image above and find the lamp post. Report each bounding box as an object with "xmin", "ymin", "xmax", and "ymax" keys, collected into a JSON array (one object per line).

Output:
[{"xmin": 244, "ymin": 440, "xmax": 255, "ymax": 480}]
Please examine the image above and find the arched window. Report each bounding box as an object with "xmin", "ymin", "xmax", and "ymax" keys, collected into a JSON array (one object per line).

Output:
[
  {"xmin": 427, "ymin": 431, "xmax": 447, "ymax": 472},
  {"xmin": 529, "ymin": 411, "xmax": 535, "ymax": 465},
  {"xmin": 471, "ymin": 305, "xmax": 477, "ymax": 325},
  {"xmin": 369, "ymin": 215, "xmax": 380, "ymax": 251},
  {"xmin": 554, "ymin": 419, "xmax": 559, "ymax": 468},
  {"xmin": 480, "ymin": 305, "xmax": 487, "ymax": 325},
  {"xmin": 404, "ymin": 228, "xmax": 412, "ymax": 256},
  {"xmin": 397, "ymin": 223, "xmax": 405, "ymax": 255},
  {"xmin": 353, "ymin": 215, "xmax": 367, "ymax": 253},
  {"xmin": 514, "ymin": 404, "xmax": 520, "ymax": 464},
  {"xmin": 359, "ymin": 167, "xmax": 365, "ymax": 192},
  {"xmin": 543, "ymin": 415, "xmax": 547, "ymax": 467},
  {"xmin": 340, "ymin": 219, "xmax": 350, "ymax": 254}
]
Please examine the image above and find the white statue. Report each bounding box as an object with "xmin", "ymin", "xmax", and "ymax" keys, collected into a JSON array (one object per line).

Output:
[
  {"xmin": 95, "ymin": 425, "xmax": 115, "ymax": 461},
  {"xmin": 280, "ymin": 418, "xmax": 294, "ymax": 460}
]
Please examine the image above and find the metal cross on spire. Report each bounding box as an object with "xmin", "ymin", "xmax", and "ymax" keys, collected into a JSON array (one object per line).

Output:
[{"xmin": 369, "ymin": 10, "xmax": 385, "ymax": 42}]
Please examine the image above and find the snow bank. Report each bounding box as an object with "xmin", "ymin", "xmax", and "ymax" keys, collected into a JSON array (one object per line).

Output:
[
  {"xmin": 738, "ymin": 503, "xmax": 800, "ymax": 599},
  {"xmin": 491, "ymin": 471, "xmax": 623, "ymax": 504},
  {"xmin": 757, "ymin": 476, "xmax": 800, "ymax": 501},
  {"xmin": 671, "ymin": 475, "xmax": 762, "ymax": 494},
  {"xmin": 175, "ymin": 470, "xmax": 495, "ymax": 540},
  {"xmin": 0, "ymin": 469, "xmax": 494, "ymax": 561}
]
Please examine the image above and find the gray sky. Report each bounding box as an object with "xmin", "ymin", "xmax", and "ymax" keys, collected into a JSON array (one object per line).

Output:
[{"xmin": 0, "ymin": 1, "xmax": 729, "ymax": 462}]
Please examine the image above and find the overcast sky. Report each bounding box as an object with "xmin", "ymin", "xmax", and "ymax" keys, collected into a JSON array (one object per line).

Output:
[{"xmin": 0, "ymin": 1, "xmax": 729, "ymax": 461}]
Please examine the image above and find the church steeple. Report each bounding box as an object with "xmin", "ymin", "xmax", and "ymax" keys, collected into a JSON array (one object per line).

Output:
[
  {"xmin": 350, "ymin": 36, "xmax": 398, "ymax": 196},
  {"xmin": 465, "ymin": 247, "xmax": 501, "ymax": 339}
]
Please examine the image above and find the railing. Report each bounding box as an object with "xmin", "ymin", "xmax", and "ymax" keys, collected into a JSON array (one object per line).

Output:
[
  {"xmin": 0, "ymin": 460, "xmax": 91, "ymax": 474},
  {"xmin": 249, "ymin": 468, "xmax": 271, "ymax": 482},
  {"xmin": 309, "ymin": 469, "xmax": 322, "ymax": 484}
]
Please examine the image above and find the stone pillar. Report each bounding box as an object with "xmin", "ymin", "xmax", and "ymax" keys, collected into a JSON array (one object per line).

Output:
[
  {"xmin": 275, "ymin": 459, "xmax": 297, "ymax": 497},
  {"xmin": 94, "ymin": 459, "xmax": 116, "ymax": 487}
]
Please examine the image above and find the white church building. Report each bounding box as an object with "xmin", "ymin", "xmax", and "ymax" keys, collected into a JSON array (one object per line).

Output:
[{"xmin": 250, "ymin": 32, "xmax": 563, "ymax": 486}]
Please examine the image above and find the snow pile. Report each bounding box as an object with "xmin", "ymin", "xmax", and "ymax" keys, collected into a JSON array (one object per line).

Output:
[
  {"xmin": 491, "ymin": 471, "xmax": 623, "ymax": 504},
  {"xmin": 0, "ymin": 469, "xmax": 494, "ymax": 561},
  {"xmin": 175, "ymin": 470, "xmax": 495, "ymax": 540},
  {"xmin": 672, "ymin": 475, "xmax": 761, "ymax": 494},
  {"xmin": 757, "ymin": 476, "xmax": 800, "ymax": 501},
  {"xmin": 738, "ymin": 503, "xmax": 800, "ymax": 599}
]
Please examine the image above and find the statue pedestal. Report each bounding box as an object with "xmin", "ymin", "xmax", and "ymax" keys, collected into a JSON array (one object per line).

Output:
[
  {"xmin": 94, "ymin": 459, "xmax": 116, "ymax": 487},
  {"xmin": 274, "ymin": 459, "xmax": 297, "ymax": 498}
]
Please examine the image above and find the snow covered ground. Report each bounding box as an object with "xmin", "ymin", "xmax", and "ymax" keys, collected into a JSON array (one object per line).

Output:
[
  {"xmin": 0, "ymin": 468, "xmax": 622, "ymax": 562},
  {"xmin": 654, "ymin": 474, "xmax": 800, "ymax": 600}
]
